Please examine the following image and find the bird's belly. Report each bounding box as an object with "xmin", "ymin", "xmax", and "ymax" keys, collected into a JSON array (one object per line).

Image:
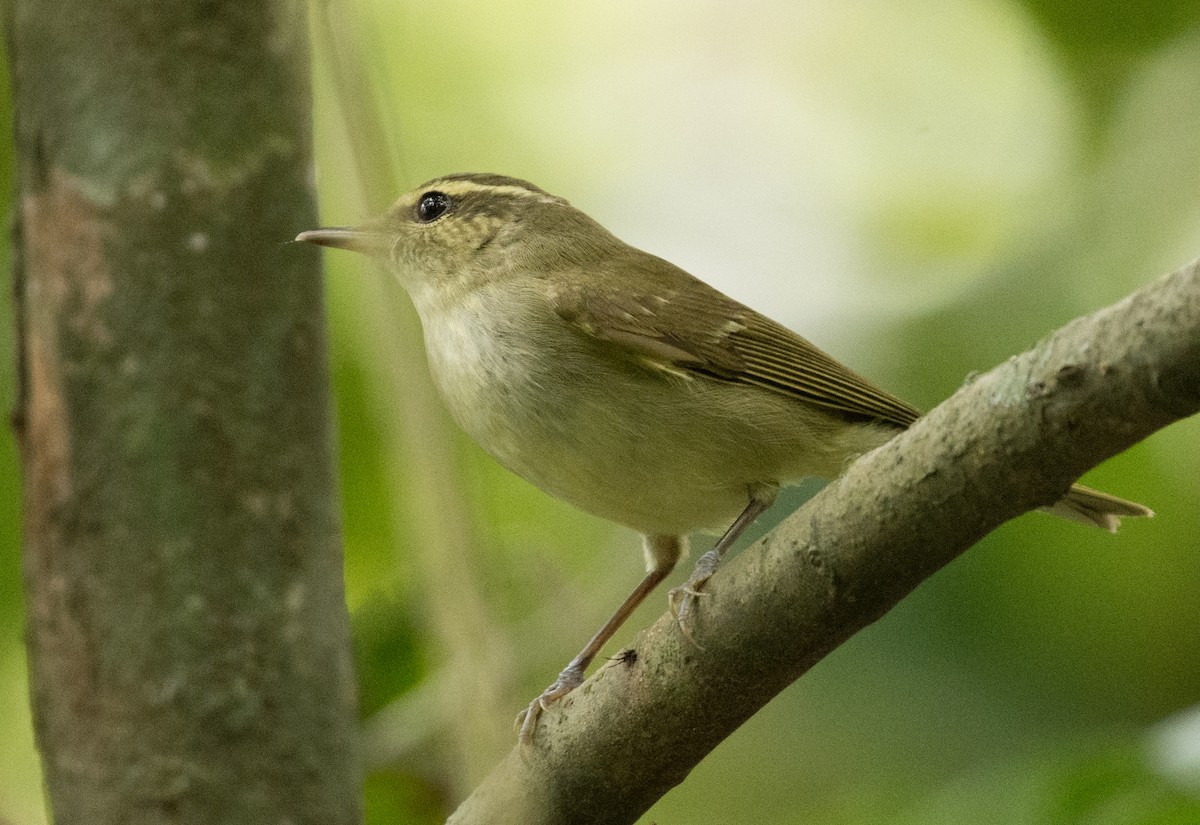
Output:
[
  {"xmin": 504, "ymin": 424, "xmax": 755, "ymax": 535},
  {"xmin": 422, "ymin": 297, "xmax": 890, "ymax": 536},
  {"xmin": 460, "ymin": 399, "xmax": 757, "ymax": 534}
]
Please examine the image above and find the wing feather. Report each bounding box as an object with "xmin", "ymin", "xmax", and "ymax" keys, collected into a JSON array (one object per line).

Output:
[{"xmin": 549, "ymin": 267, "xmax": 921, "ymax": 430}]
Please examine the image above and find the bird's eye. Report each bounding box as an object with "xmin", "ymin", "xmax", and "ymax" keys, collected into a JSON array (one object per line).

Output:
[{"xmin": 416, "ymin": 191, "xmax": 452, "ymax": 222}]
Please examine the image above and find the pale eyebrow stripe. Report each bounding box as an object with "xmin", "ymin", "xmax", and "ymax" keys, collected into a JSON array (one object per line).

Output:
[{"xmin": 431, "ymin": 180, "xmax": 565, "ymax": 205}]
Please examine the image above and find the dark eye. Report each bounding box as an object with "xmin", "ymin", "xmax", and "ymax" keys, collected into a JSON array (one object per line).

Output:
[{"xmin": 416, "ymin": 191, "xmax": 452, "ymax": 222}]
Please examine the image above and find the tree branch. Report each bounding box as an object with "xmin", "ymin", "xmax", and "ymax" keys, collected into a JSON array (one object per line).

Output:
[{"xmin": 447, "ymin": 259, "xmax": 1200, "ymax": 825}]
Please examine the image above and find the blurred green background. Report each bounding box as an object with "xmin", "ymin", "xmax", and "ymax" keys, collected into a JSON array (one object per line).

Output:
[{"xmin": 4, "ymin": 1, "xmax": 1200, "ymax": 823}]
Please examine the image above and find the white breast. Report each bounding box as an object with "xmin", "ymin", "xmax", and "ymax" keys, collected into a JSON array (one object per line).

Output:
[
  {"xmin": 418, "ymin": 284, "xmax": 567, "ymax": 474},
  {"xmin": 411, "ymin": 281, "xmax": 884, "ymax": 537}
]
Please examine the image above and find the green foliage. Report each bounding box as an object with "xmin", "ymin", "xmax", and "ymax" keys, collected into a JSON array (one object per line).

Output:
[
  {"xmin": 1018, "ymin": 0, "xmax": 1200, "ymax": 125},
  {"xmin": 900, "ymin": 742, "xmax": 1200, "ymax": 825},
  {"xmin": 352, "ymin": 596, "xmax": 426, "ymax": 719},
  {"xmin": 362, "ymin": 769, "xmax": 445, "ymax": 825}
]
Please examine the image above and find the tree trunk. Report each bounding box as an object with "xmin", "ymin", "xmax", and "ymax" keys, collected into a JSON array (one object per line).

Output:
[{"xmin": 9, "ymin": 2, "xmax": 362, "ymax": 823}]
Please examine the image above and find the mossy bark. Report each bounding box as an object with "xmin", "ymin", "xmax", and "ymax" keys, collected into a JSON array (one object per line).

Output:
[{"xmin": 9, "ymin": 2, "xmax": 361, "ymax": 823}]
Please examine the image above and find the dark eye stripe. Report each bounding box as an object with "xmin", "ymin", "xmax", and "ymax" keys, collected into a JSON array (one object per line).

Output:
[{"xmin": 417, "ymin": 191, "xmax": 452, "ymax": 222}]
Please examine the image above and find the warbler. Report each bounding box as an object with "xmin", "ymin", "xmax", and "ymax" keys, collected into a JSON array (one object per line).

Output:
[{"xmin": 298, "ymin": 173, "xmax": 1151, "ymax": 741}]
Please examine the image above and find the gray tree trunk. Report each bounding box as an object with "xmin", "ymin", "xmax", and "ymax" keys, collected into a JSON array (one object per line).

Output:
[{"xmin": 9, "ymin": 2, "xmax": 362, "ymax": 823}]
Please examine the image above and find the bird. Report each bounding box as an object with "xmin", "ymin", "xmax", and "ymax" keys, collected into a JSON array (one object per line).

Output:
[{"xmin": 297, "ymin": 172, "xmax": 1152, "ymax": 742}]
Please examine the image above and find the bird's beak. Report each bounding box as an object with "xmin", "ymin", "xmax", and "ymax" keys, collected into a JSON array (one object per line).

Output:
[{"xmin": 295, "ymin": 226, "xmax": 392, "ymax": 258}]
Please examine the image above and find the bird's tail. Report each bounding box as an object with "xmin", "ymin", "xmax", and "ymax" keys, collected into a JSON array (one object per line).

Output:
[{"xmin": 1043, "ymin": 483, "xmax": 1154, "ymax": 533}]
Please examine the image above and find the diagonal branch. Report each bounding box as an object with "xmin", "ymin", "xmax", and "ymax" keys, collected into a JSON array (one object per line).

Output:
[{"xmin": 447, "ymin": 258, "xmax": 1200, "ymax": 825}]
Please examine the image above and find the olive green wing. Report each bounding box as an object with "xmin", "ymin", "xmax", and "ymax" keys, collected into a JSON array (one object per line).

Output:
[{"xmin": 549, "ymin": 273, "xmax": 921, "ymax": 430}]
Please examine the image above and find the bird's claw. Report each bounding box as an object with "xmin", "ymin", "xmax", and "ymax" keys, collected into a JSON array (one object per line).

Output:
[
  {"xmin": 668, "ymin": 581, "xmax": 710, "ymax": 647},
  {"xmin": 668, "ymin": 548, "xmax": 723, "ymax": 646},
  {"xmin": 515, "ymin": 664, "xmax": 584, "ymax": 744}
]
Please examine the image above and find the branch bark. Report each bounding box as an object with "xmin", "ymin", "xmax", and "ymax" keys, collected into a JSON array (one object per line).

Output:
[
  {"xmin": 10, "ymin": 2, "xmax": 361, "ymax": 823},
  {"xmin": 447, "ymin": 259, "xmax": 1200, "ymax": 825}
]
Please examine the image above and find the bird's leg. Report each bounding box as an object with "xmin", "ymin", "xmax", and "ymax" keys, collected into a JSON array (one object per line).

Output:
[
  {"xmin": 669, "ymin": 483, "xmax": 777, "ymax": 636},
  {"xmin": 517, "ymin": 535, "xmax": 683, "ymax": 744}
]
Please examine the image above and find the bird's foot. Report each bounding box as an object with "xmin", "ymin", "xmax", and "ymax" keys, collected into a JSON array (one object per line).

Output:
[
  {"xmin": 515, "ymin": 662, "xmax": 585, "ymax": 744},
  {"xmin": 667, "ymin": 548, "xmax": 722, "ymax": 645}
]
